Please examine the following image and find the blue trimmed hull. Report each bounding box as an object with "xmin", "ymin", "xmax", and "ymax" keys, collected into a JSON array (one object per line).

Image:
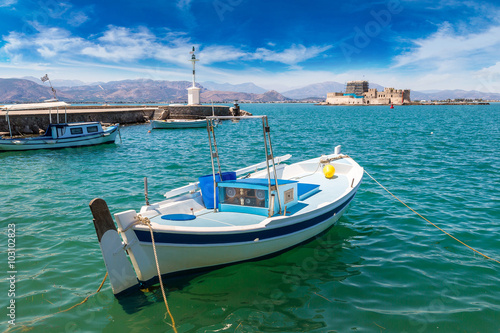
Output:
[
  {"xmin": 123, "ymin": 191, "xmax": 358, "ymax": 283},
  {"xmin": 0, "ymin": 124, "xmax": 119, "ymax": 151},
  {"xmin": 134, "ymin": 192, "xmax": 355, "ymax": 246}
]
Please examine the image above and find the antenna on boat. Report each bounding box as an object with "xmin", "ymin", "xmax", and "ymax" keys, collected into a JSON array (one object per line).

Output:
[
  {"xmin": 40, "ymin": 74, "xmax": 58, "ymax": 101},
  {"xmin": 144, "ymin": 177, "xmax": 150, "ymax": 206},
  {"xmin": 261, "ymin": 116, "xmax": 283, "ymax": 216}
]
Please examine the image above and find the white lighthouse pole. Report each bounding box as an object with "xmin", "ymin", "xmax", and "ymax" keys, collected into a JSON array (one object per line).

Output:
[
  {"xmin": 187, "ymin": 46, "xmax": 201, "ymax": 105},
  {"xmin": 191, "ymin": 47, "xmax": 199, "ymax": 86}
]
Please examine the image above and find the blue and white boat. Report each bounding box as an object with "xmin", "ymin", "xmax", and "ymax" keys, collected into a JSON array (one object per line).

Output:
[
  {"xmin": 90, "ymin": 115, "xmax": 363, "ymax": 295},
  {"xmin": 0, "ymin": 101, "xmax": 120, "ymax": 151}
]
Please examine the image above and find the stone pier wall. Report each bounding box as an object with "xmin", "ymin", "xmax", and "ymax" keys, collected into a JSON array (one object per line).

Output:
[
  {"xmin": 0, "ymin": 107, "xmax": 157, "ymax": 135},
  {"xmin": 0, "ymin": 104, "xmax": 247, "ymax": 135}
]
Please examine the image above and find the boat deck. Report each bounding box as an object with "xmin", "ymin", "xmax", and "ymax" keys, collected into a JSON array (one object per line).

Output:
[{"xmin": 149, "ymin": 170, "xmax": 351, "ymax": 229}]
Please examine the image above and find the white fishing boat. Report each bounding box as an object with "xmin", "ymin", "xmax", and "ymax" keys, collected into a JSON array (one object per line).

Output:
[
  {"xmin": 0, "ymin": 101, "xmax": 120, "ymax": 151},
  {"xmin": 90, "ymin": 115, "xmax": 363, "ymax": 296},
  {"xmin": 151, "ymin": 119, "xmax": 207, "ymax": 129}
]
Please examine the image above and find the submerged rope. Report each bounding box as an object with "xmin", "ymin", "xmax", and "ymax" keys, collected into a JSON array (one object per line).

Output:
[
  {"xmin": 138, "ymin": 215, "xmax": 178, "ymax": 333},
  {"xmin": 7, "ymin": 272, "xmax": 108, "ymax": 330},
  {"xmin": 364, "ymin": 169, "xmax": 500, "ymax": 265},
  {"xmin": 58, "ymin": 272, "xmax": 108, "ymax": 312}
]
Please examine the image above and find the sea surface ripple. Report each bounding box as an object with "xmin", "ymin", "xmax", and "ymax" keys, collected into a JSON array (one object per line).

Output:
[{"xmin": 1, "ymin": 103, "xmax": 499, "ymax": 332}]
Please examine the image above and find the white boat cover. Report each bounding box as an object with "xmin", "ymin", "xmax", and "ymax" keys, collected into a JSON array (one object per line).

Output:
[{"xmin": 1, "ymin": 101, "xmax": 69, "ymax": 111}]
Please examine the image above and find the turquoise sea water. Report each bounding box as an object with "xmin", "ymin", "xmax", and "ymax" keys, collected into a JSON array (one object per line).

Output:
[{"xmin": 1, "ymin": 103, "xmax": 499, "ymax": 332}]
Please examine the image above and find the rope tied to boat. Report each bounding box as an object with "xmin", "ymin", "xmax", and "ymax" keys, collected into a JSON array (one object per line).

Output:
[
  {"xmin": 136, "ymin": 214, "xmax": 178, "ymax": 333},
  {"xmin": 364, "ymin": 169, "xmax": 500, "ymax": 265},
  {"xmin": 292, "ymin": 154, "xmax": 350, "ymax": 180},
  {"xmin": 5, "ymin": 272, "xmax": 108, "ymax": 330},
  {"xmin": 319, "ymin": 154, "xmax": 350, "ymax": 164},
  {"xmin": 117, "ymin": 219, "xmax": 142, "ymax": 233}
]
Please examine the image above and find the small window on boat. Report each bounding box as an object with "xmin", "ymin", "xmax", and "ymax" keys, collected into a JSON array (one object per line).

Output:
[
  {"xmin": 87, "ymin": 126, "xmax": 98, "ymax": 133},
  {"xmin": 70, "ymin": 127, "xmax": 83, "ymax": 135}
]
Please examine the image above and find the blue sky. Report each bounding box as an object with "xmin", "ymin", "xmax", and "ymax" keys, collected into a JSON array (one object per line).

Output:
[{"xmin": 1, "ymin": 0, "xmax": 500, "ymax": 92}]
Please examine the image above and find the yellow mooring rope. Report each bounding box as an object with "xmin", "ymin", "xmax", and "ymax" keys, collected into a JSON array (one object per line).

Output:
[
  {"xmin": 364, "ymin": 169, "xmax": 500, "ymax": 265},
  {"xmin": 141, "ymin": 216, "xmax": 178, "ymax": 333},
  {"xmin": 8, "ymin": 272, "xmax": 108, "ymax": 330},
  {"xmin": 17, "ymin": 216, "xmax": 178, "ymax": 332}
]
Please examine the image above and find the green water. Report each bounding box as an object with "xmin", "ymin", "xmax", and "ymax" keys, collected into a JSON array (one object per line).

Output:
[{"xmin": 1, "ymin": 103, "xmax": 499, "ymax": 332}]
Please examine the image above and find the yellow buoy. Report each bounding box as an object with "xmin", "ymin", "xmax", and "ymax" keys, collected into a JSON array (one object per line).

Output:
[{"xmin": 323, "ymin": 164, "xmax": 335, "ymax": 178}]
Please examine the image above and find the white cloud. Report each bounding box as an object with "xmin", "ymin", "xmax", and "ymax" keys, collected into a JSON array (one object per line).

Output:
[
  {"xmin": 474, "ymin": 62, "xmax": 500, "ymax": 92},
  {"xmin": 197, "ymin": 44, "xmax": 333, "ymax": 67},
  {"xmin": 394, "ymin": 22, "xmax": 500, "ymax": 68},
  {"xmin": 29, "ymin": 2, "xmax": 91, "ymax": 27},
  {"xmin": 253, "ymin": 44, "xmax": 332, "ymax": 65},
  {"xmin": 81, "ymin": 26, "xmax": 156, "ymax": 62},
  {"xmin": 0, "ymin": 0, "xmax": 17, "ymax": 7},
  {"xmin": 198, "ymin": 45, "xmax": 247, "ymax": 63},
  {"xmin": 68, "ymin": 10, "xmax": 89, "ymax": 27},
  {"xmin": 2, "ymin": 27, "xmax": 88, "ymax": 59},
  {"xmin": 1, "ymin": 23, "xmax": 332, "ymax": 71},
  {"xmin": 177, "ymin": 0, "xmax": 192, "ymax": 10}
]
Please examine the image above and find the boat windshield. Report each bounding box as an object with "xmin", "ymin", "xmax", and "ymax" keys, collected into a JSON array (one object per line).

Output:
[{"xmin": 58, "ymin": 127, "xmax": 66, "ymax": 137}]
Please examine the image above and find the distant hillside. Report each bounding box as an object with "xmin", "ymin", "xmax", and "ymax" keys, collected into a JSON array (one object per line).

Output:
[
  {"xmin": 2, "ymin": 78, "xmax": 497, "ymax": 103},
  {"xmin": 369, "ymin": 83, "xmax": 385, "ymax": 91},
  {"xmin": 0, "ymin": 78, "xmax": 289, "ymax": 103},
  {"xmin": 57, "ymin": 79, "xmax": 205, "ymax": 102},
  {"xmin": 22, "ymin": 76, "xmax": 90, "ymax": 87},
  {"xmin": 281, "ymin": 81, "xmax": 387, "ymax": 99},
  {"xmin": 282, "ymin": 81, "xmax": 345, "ymax": 99},
  {"xmin": 201, "ymin": 81, "xmax": 267, "ymax": 94},
  {"xmin": 411, "ymin": 89, "xmax": 500, "ymax": 101},
  {"xmin": 0, "ymin": 78, "xmax": 54, "ymax": 102},
  {"xmin": 202, "ymin": 90, "xmax": 290, "ymax": 103}
]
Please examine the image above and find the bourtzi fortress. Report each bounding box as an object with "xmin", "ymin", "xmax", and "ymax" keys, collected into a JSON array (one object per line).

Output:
[{"xmin": 325, "ymin": 81, "xmax": 411, "ymax": 105}]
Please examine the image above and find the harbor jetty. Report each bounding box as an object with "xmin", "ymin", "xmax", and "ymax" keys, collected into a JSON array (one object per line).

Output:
[{"xmin": 0, "ymin": 103, "xmax": 246, "ymax": 135}]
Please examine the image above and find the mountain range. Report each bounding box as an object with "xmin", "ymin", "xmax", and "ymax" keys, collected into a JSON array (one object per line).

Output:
[{"xmin": 2, "ymin": 78, "xmax": 499, "ymax": 103}]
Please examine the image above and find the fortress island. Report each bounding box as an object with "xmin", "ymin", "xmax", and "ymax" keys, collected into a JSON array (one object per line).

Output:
[{"xmin": 322, "ymin": 80, "xmax": 411, "ymax": 105}]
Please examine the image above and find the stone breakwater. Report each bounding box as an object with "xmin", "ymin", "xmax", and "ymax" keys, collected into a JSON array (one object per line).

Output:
[{"xmin": 0, "ymin": 104, "xmax": 247, "ymax": 135}]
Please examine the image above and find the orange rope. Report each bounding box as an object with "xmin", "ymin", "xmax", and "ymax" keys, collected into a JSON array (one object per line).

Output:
[
  {"xmin": 7, "ymin": 272, "xmax": 108, "ymax": 331},
  {"xmin": 144, "ymin": 218, "xmax": 178, "ymax": 333}
]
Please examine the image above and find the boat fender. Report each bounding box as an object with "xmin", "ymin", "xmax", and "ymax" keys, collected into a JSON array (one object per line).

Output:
[{"xmin": 323, "ymin": 164, "xmax": 335, "ymax": 179}]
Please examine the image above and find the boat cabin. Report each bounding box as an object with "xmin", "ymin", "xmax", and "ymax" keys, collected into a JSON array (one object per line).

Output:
[
  {"xmin": 42, "ymin": 122, "xmax": 104, "ymax": 139},
  {"xmin": 218, "ymin": 178, "xmax": 299, "ymax": 216}
]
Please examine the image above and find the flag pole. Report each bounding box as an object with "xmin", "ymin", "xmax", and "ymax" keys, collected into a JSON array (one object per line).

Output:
[{"xmin": 41, "ymin": 74, "xmax": 58, "ymax": 101}]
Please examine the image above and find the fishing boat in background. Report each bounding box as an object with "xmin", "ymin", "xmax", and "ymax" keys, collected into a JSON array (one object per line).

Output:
[
  {"xmin": 150, "ymin": 118, "xmax": 207, "ymax": 129},
  {"xmin": 90, "ymin": 115, "xmax": 363, "ymax": 296},
  {"xmin": 0, "ymin": 101, "xmax": 120, "ymax": 151}
]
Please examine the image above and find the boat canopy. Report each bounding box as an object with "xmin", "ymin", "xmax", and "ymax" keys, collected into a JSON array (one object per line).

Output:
[
  {"xmin": 2, "ymin": 101, "xmax": 70, "ymax": 138},
  {"xmin": 1, "ymin": 101, "xmax": 69, "ymax": 111}
]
